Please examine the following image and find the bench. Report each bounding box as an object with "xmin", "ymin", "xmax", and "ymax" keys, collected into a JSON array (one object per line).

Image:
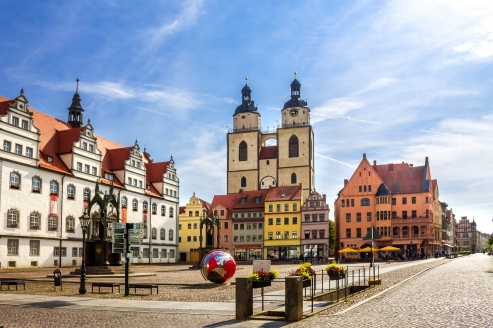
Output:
[
  {"xmin": 128, "ymin": 283, "xmax": 158, "ymax": 295},
  {"xmin": 386, "ymin": 260, "xmax": 395, "ymax": 264},
  {"xmin": 91, "ymin": 282, "xmax": 120, "ymax": 293},
  {"xmin": 1, "ymin": 281, "xmax": 26, "ymax": 291}
]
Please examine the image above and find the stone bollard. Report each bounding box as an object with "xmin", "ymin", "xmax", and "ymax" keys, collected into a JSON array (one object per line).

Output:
[
  {"xmin": 285, "ymin": 276, "xmax": 303, "ymax": 321},
  {"xmin": 235, "ymin": 277, "xmax": 253, "ymax": 319}
]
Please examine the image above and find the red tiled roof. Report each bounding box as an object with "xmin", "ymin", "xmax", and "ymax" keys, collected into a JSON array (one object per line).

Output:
[
  {"xmin": 57, "ymin": 128, "xmax": 84, "ymax": 154},
  {"xmin": 104, "ymin": 147, "xmax": 132, "ymax": 171},
  {"xmin": 232, "ymin": 189, "xmax": 267, "ymax": 211},
  {"xmin": 374, "ymin": 162, "xmax": 425, "ymax": 194},
  {"xmin": 145, "ymin": 161, "xmax": 169, "ymax": 183},
  {"xmin": 179, "ymin": 206, "xmax": 186, "ymax": 214},
  {"xmin": 209, "ymin": 194, "xmax": 237, "ymax": 219},
  {"xmin": 197, "ymin": 198, "xmax": 211, "ymax": 212},
  {"xmin": 0, "ymin": 96, "xmax": 14, "ymax": 115},
  {"xmin": 431, "ymin": 179, "xmax": 437, "ymax": 191},
  {"xmin": 265, "ymin": 185, "xmax": 302, "ymax": 202},
  {"xmin": 145, "ymin": 183, "xmax": 163, "ymax": 198},
  {"xmin": 259, "ymin": 146, "xmax": 277, "ymax": 159}
]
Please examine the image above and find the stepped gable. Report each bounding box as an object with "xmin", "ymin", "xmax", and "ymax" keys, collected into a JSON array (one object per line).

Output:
[
  {"xmin": 374, "ymin": 162, "xmax": 425, "ymax": 194},
  {"xmin": 265, "ymin": 184, "xmax": 302, "ymax": 201},
  {"xmin": 209, "ymin": 194, "xmax": 237, "ymax": 218},
  {"xmin": 259, "ymin": 146, "xmax": 277, "ymax": 159}
]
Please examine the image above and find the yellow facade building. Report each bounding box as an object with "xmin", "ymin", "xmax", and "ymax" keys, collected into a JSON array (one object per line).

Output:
[
  {"xmin": 178, "ymin": 193, "xmax": 210, "ymax": 262},
  {"xmin": 263, "ymin": 185, "xmax": 303, "ymax": 261}
]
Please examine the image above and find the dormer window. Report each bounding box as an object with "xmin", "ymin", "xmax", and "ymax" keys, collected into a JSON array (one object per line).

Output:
[
  {"xmin": 240, "ymin": 198, "xmax": 246, "ymax": 204},
  {"xmin": 47, "ymin": 156, "xmax": 53, "ymax": 163},
  {"xmin": 104, "ymin": 173, "xmax": 114, "ymax": 181}
]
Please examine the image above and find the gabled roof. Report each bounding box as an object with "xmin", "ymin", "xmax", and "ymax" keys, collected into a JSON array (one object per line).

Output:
[
  {"xmin": 209, "ymin": 194, "xmax": 237, "ymax": 219},
  {"xmin": 104, "ymin": 147, "xmax": 132, "ymax": 171},
  {"xmin": 0, "ymin": 96, "xmax": 14, "ymax": 115},
  {"xmin": 57, "ymin": 128, "xmax": 84, "ymax": 154},
  {"xmin": 259, "ymin": 146, "xmax": 277, "ymax": 160},
  {"xmin": 232, "ymin": 189, "xmax": 267, "ymax": 211},
  {"xmin": 265, "ymin": 185, "xmax": 302, "ymax": 202},
  {"xmin": 197, "ymin": 198, "xmax": 211, "ymax": 212},
  {"xmin": 374, "ymin": 162, "xmax": 426, "ymax": 194},
  {"xmin": 145, "ymin": 161, "xmax": 169, "ymax": 183}
]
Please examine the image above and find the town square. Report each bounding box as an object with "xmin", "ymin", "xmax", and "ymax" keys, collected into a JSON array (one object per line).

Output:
[{"xmin": 1, "ymin": 1, "xmax": 492, "ymax": 327}]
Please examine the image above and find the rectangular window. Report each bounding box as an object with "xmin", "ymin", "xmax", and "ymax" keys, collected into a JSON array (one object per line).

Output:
[
  {"xmin": 356, "ymin": 213, "xmax": 361, "ymax": 222},
  {"xmin": 252, "ymin": 223, "xmax": 257, "ymax": 229},
  {"xmin": 268, "ymin": 204, "xmax": 273, "ymax": 212},
  {"xmin": 276, "ymin": 231, "xmax": 281, "ymax": 240},
  {"xmin": 72, "ymin": 247, "xmax": 78, "ymax": 257},
  {"xmin": 128, "ymin": 177, "xmax": 132, "ymax": 184},
  {"xmin": 258, "ymin": 234, "xmax": 263, "ymax": 241},
  {"xmin": 169, "ymin": 250, "xmax": 175, "ymax": 258},
  {"xmin": 292, "ymin": 217, "xmax": 297, "ymax": 224},
  {"xmin": 425, "ymin": 197, "xmax": 429, "ymax": 203},
  {"xmin": 341, "ymin": 200, "xmax": 345, "ymax": 207},
  {"xmin": 258, "ymin": 223, "xmax": 263, "ymax": 229},
  {"xmin": 268, "ymin": 232, "xmax": 273, "ymax": 240},
  {"xmin": 53, "ymin": 247, "xmax": 60, "ymax": 257},
  {"xmin": 284, "ymin": 204, "xmax": 289, "ymax": 211},
  {"xmin": 364, "ymin": 185, "xmax": 367, "ymax": 192},
  {"xmin": 359, "ymin": 186, "xmax": 362, "ymax": 192},
  {"xmin": 392, "ymin": 211, "xmax": 397, "ymax": 219},
  {"xmin": 26, "ymin": 147, "xmax": 33, "ymax": 158},
  {"xmin": 220, "ymin": 209, "xmax": 225, "ymax": 216},
  {"xmin": 22, "ymin": 120, "xmax": 28, "ymax": 129},
  {"xmin": 240, "ymin": 224, "xmax": 244, "ymax": 230},
  {"xmin": 411, "ymin": 197, "xmax": 416, "ymax": 204},
  {"xmin": 187, "ymin": 236, "xmax": 191, "ymax": 242},
  {"xmin": 305, "ymin": 214, "xmax": 310, "ymax": 222},
  {"xmin": 12, "ymin": 116, "xmax": 19, "ymax": 126},
  {"xmin": 82, "ymin": 142, "xmax": 87, "ymax": 150},
  {"xmin": 402, "ymin": 211, "xmax": 408, "ymax": 219},
  {"xmin": 84, "ymin": 165, "xmax": 90, "ymax": 173},
  {"xmin": 284, "ymin": 217, "xmax": 289, "ymax": 225},
  {"xmin": 153, "ymin": 249, "xmax": 159, "ymax": 258},
  {"xmin": 15, "ymin": 144, "xmax": 22, "ymax": 155},
  {"xmin": 224, "ymin": 235, "xmax": 228, "ymax": 242},
  {"xmin": 311, "ymin": 230, "xmax": 317, "ymax": 239},
  {"xmin": 233, "ymin": 236, "xmax": 238, "ymax": 242},
  {"xmin": 77, "ymin": 162, "xmax": 82, "ymax": 171},
  {"xmin": 8, "ymin": 239, "xmax": 19, "ymax": 255},
  {"xmin": 188, "ymin": 224, "xmax": 192, "ymax": 229},
  {"xmin": 368, "ymin": 185, "xmax": 371, "ymax": 192},
  {"xmin": 4, "ymin": 140, "xmax": 11, "ymax": 152},
  {"xmin": 392, "ymin": 198, "xmax": 396, "ymax": 205},
  {"xmin": 79, "ymin": 248, "xmax": 83, "ymax": 257},
  {"xmin": 268, "ymin": 218, "xmax": 273, "ymax": 225},
  {"xmin": 412, "ymin": 210, "xmax": 417, "ymax": 218},
  {"xmin": 346, "ymin": 213, "xmax": 351, "ymax": 222},
  {"xmin": 312, "ymin": 214, "xmax": 317, "ymax": 222},
  {"xmin": 60, "ymin": 247, "xmax": 67, "ymax": 257},
  {"xmin": 402, "ymin": 197, "xmax": 407, "ymax": 205},
  {"xmin": 284, "ymin": 231, "xmax": 289, "ymax": 239},
  {"xmin": 92, "ymin": 167, "xmax": 97, "ymax": 176},
  {"xmin": 345, "ymin": 229, "xmax": 351, "ymax": 238},
  {"xmin": 356, "ymin": 228, "xmax": 361, "ymax": 238},
  {"xmin": 234, "ymin": 223, "xmax": 238, "ymax": 230},
  {"xmin": 252, "ymin": 235, "xmax": 257, "ymax": 242},
  {"xmin": 89, "ymin": 144, "xmax": 94, "ymax": 152},
  {"xmin": 246, "ymin": 223, "xmax": 251, "ymax": 230},
  {"xmin": 246, "ymin": 235, "xmax": 251, "ymax": 242},
  {"xmin": 292, "ymin": 231, "xmax": 297, "ymax": 239},
  {"xmin": 293, "ymin": 203, "xmax": 297, "ymax": 211},
  {"xmin": 133, "ymin": 179, "xmax": 137, "ymax": 186},
  {"xmin": 276, "ymin": 204, "xmax": 281, "ymax": 211},
  {"xmin": 143, "ymin": 248, "xmax": 149, "ymax": 258},
  {"xmin": 351, "ymin": 199, "xmax": 354, "ymax": 207},
  {"xmin": 276, "ymin": 218, "xmax": 281, "ymax": 225},
  {"xmin": 319, "ymin": 230, "xmax": 325, "ymax": 239},
  {"xmin": 319, "ymin": 214, "xmax": 325, "ymax": 221}
]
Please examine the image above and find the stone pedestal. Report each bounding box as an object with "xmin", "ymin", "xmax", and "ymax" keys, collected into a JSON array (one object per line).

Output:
[
  {"xmin": 198, "ymin": 247, "xmax": 215, "ymax": 264},
  {"xmin": 85, "ymin": 241, "xmax": 121, "ymax": 266},
  {"xmin": 235, "ymin": 278, "xmax": 253, "ymax": 319},
  {"xmin": 285, "ymin": 276, "xmax": 303, "ymax": 321}
]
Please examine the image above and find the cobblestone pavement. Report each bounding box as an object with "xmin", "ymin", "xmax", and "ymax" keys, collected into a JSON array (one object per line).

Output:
[
  {"xmin": 1, "ymin": 256, "xmax": 490, "ymax": 327},
  {"xmin": 294, "ymin": 254, "xmax": 493, "ymax": 328}
]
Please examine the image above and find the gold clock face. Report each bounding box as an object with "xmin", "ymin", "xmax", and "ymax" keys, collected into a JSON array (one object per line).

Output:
[{"xmin": 289, "ymin": 108, "xmax": 298, "ymax": 117}]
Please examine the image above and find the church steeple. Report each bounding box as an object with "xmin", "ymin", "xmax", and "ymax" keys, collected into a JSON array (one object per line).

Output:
[
  {"xmin": 234, "ymin": 77, "xmax": 258, "ymax": 116},
  {"xmin": 67, "ymin": 77, "xmax": 84, "ymax": 128},
  {"xmin": 283, "ymin": 72, "xmax": 307, "ymax": 109}
]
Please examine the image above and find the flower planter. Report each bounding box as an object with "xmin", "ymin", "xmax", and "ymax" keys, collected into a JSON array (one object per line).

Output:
[
  {"xmin": 252, "ymin": 280, "xmax": 271, "ymax": 288},
  {"xmin": 327, "ymin": 273, "xmax": 346, "ymax": 280},
  {"xmin": 303, "ymin": 279, "xmax": 311, "ymax": 288}
]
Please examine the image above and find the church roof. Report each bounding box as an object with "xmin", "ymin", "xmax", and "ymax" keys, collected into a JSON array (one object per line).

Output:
[{"xmin": 259, "ymin": 146, "xmax": 277, "ymax": 159}]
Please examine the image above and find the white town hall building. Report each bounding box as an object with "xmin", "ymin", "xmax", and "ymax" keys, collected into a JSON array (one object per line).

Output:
[{"xmin": 0, "ymin": 82, "xmax": 179, "ymax": 268}]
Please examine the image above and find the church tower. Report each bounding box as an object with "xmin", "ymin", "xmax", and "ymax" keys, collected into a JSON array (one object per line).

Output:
[
  {"xmin": 227, "ymin": 78, "xmax": 261, "ymax": 193},
  {"xmin": 277, "ymin": 73, "xmax": 314, "ymax": 196},
  {"xmin": 67, "ymin": 77, "xmax": 84, "ymax": 128}
]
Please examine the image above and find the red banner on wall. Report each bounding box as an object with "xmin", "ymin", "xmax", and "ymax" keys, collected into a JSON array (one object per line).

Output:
[
  {"xmin": 122, "ymin": 207, "xmax": 127, "ymax": 223},
  {"xmin": 143, "ymin": 211, "xmax": 148, "ymax": 222},
  {"xmin": 50, "ymin": 195, "xmax": 58, "ymax": 216}
]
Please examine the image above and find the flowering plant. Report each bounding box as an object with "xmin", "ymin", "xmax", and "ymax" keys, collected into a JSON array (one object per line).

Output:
[
  {"xmin": 324, "ymin": 261, "xmax": 346, "ymax": 275},
  {"xmin": 249, "ymin": 269, "xmax": 279, "ymax": 282},
  {"xmin": 288, "ymin": 262, "xmax": 316, "ymax": 280}
]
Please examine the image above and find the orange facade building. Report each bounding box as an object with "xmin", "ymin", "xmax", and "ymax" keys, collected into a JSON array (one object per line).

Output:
[{"xmin": 334, "ymin": 154, "xmax": 442, "ymax": 256}]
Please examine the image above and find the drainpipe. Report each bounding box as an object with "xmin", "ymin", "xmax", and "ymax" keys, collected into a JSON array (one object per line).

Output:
[
  {"xmin": 149, "ymin": 196, "xmax": 152, "ymax": 265},
  {"xmin": 59, "ymin": 174, "xmax": 65, "ymax": 268}
]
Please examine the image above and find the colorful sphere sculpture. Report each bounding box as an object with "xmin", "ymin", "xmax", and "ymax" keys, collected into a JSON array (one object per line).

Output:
[{"xmin": 200, "ymin": 250, "xmax": 237, "ymax": 284}]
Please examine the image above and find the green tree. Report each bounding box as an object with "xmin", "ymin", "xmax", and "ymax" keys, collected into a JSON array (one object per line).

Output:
[
  {"xmin": 329, "ymin": 220, "xmax": 335, "ymax": 249},
  {"xmin": 487, "ymin": 236, "xmax": 493, "ymax": 248}
]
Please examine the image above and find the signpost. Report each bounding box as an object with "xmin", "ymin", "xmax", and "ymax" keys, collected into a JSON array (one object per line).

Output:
[
  {"xmin": 113, "ymin": 222, "xmax": 144, "ymax": 296},
  {"xmin": 363, "ymin": 224, "xmax": 381, "ymax": 268}
]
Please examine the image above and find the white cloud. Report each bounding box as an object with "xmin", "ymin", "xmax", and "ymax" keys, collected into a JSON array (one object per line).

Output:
[
  {"xmin": 316, "ymin": 153, "xmax": 357, "ymax": 169},
  {"xmin": 311, "ymin": 98, "xmax": 365, "ymax": 124},
  {"xmin": 351, "ymin": 77, "xmax": 398, "ymax": 95}
]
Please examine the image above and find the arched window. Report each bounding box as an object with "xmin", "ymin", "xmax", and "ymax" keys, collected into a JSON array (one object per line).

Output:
[
  {"xmin": 402, "ymin": 226, "xmax": 408, "ymax": 235},
  {"xmin": 83, "ymin": 188, "xmax": 91, "ymax": 200},
  {"xmin": 152, "ymin": 203, "xmax": 157, "ymax": 214},
  {"xmin": 161, "ymin": 205, "xmax": 166, "ymax": 216},
  {"xmin": 66, "ymin": 215, "xmax": 75, "ymax": 232},
  {"xmin": 10, "ymin": 171, "xmax": 20, "ymax": 189},
  {"xmin": 143, "ymin": 201, "xmax": 148, "ymax": 211},
  {"xmin": 30, "ymin": 211, "xmax": 41, "ymax": 229},
  {"xmin": 160, "ymin": 228, "xmax": 166, "ymax": 240},
  {"xmin": 132, "ymin": 199, "xmax": 138, "ymax": 211},
  {"xmin": 289, "ymin": 135, "xmax": 299, "ymax": 158},
  {"xmin": 361, "ymin": 198, "xmax": 370, "ymax": 206},
  {"xmin": 50, "ymin": 180, "xmax": 59, "ymax": 195},
  {"xmin": 32, "ymin": 176, "xmax": 41, "ymax": 193},
  {"xmin": 393, "ymin": 227, "xmax": 400, "ymax": 236},
  {"xmin": 291, "ymin": 173, "xmax": 297, "ymax": 184},
  {"xmin": 168, "ymin": 229, "xmax": 174, "ymax": 241},
  {"xmin": 121, "ymin": 196, "xmax": 127, "ymax": 208},
  {"xmin": 151, "ymin": 227, "xmax": 157, "ymax": 240},
  {"xmin": 241, "ymin": 177, "xmax": 247, "ymax": 188},
  {"xmin": 67, "ymin": 184, "xmax": 75, "ymax": 199},
  {"xmin": 169, "ymin": 207, "xmax": 174, "ymax": 217},
  {"xmin": 7, "ymin": 209, "xmax": 19, "ymax": 227},
  {"xmin": 239, "ymin": 141, "xmax": 248, "ymax": 161}
]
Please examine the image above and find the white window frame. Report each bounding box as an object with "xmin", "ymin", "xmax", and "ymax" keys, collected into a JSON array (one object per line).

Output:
[
  {"xmin": 7, "ymin": 209, "xmax": 19, "ymax": 227},
  {"xmin": 3, "ymin": 140, "xmax": 11, "ymax": 152},
  {"xmin": 10, "ymin": 172, "xmax": 20, "ymax": 188},
  {"xmin": 30, "ymin": 211, "xmax": 40, "ymax": 229},
  {"xmin": 30, "ymin": 240, "xmax": 40, "ymax": 256},
  {"xmin": 26, "ymin": 147, "xmax": 33, "ymax": 158},
  {"xmin": 32, "ymin": 176, "xmax": 41, "ymax": 192},
  {"xmin": 14, "ymin": 144, "xmax": 22, "ymax": 155},
  {"xmin": 7, "ymin": 239, "xmax": 19, "ymax": 255},
  {"xmin": 67, "ymin": 184, "xmax": 75, "ymax": 198},
  {"xmin": 50, "ymin": 180, "xmax": 58, "ymax": 195}
]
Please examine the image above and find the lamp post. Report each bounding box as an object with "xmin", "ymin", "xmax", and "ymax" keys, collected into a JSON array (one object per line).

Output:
[{"xmin": 79, "ymin": 210, "xmax": 90, "ymax": 294}]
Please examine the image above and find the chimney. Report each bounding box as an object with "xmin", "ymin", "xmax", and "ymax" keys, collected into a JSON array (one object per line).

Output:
[
  {"xmin": 373, "ymin": 160, "xmax": 377, "ymax": 169},
  {"xmin": 410, "ymin": 164, "xmax": 413, "ymax": 167},
  {"xmin": 344, "ymin": 179, "xmax": 348, "ymax": 186}
]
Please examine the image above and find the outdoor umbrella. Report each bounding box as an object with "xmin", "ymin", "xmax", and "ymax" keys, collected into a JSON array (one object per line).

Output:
[
  {"xmin": 359, "ymin": 247, "xmax": 380, "ymax": 252},
  {"xmin": 338, "ymin": 247, "xmax": 359, "ymax": 253},
  {"xmin": 378, "ymin": 246, "xmax": 401, "ymax": 252}
]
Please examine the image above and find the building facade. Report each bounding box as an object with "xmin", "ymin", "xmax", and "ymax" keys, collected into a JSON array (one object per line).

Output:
[
  {"xmin": 226, "ymin": 76, "xmax": 314, "ymax": 197},
  {"xmin": 300, "ymin": 190, "xmax": 330, "ymax": 260},
  {"xmin": 178, "ymin": 193, "xmax": 210, "ymax": 262},
  {"xmin": 456, "ymin": 216, "xmax": 477, "ymax": 252},
  {"xmin": 0, "ymin": 86, "xmax": 179, "ymax": 268},
  {"xmin": 334, "ymin": 154, "xmax": 441, "ymax": 255}
]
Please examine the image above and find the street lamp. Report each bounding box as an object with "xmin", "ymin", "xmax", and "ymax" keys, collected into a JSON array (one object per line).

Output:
[{"xmin": 79, "ymin": 210, "xmax": 90, "ymax": 294}]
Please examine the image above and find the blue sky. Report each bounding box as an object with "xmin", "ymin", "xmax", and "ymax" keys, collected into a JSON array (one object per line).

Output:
[{"xmin": 1, "ymin": 1, "xmax": 492, "ymax": 233}]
